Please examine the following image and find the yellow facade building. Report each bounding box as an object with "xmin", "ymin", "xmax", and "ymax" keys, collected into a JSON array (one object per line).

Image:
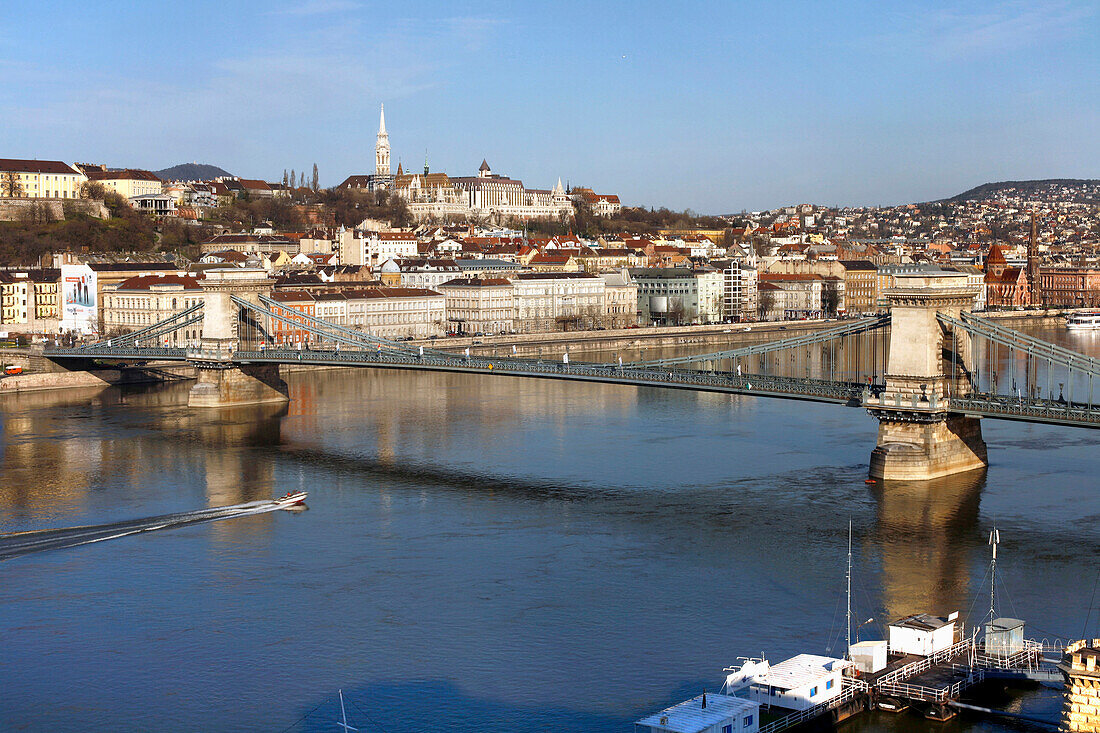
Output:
[{"xmin": 0, "ymin": 159, "xmax": 86, "ymax": 199}]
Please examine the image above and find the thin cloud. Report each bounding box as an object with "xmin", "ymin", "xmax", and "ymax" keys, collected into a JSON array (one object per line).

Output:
[
  {"xmin": 268, "ymin": 0, "xmax": 360, "ymax": 17},
  {"xmin": 392, "ymin": 14, "xmax": 508, "ymax": 51},
  {"xmin": 883, "ymin": 1, "xmax": 1094, "ymax": 61}
]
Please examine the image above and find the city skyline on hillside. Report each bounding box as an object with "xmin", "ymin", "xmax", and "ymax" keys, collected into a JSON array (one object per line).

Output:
[{"xmin": 3, "ymin": 0, "xmax": 1098, "ymax": 212}]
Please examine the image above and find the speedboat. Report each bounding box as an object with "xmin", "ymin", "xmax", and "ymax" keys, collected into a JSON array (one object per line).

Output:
[{"xmin": 273, "ymin": 491, "xmax": 308, "ymax": 507}]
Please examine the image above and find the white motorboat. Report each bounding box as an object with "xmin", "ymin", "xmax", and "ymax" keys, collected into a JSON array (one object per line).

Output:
[
  {"xmin": 1066, "ymin": 311, "xmax": 1100, "ymax": 330},
  {"xmin": 273, "ymin": 491, "xmax": 308, "ymax": 507}
]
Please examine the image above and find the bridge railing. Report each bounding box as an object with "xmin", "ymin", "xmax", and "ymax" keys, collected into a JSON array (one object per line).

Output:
[
  {"xmin": 875, "ymin": 669, "xmax": 983, "ymax": 704},
  {"xmin": 758, "ymin": 681, "xmax": 865, "ymax": 733},
  {"xmin": 950, "ymin": 393, "xmax": 1100, "ymax": 426},
  {"xmin": 874, "ymin": 638, "xmax": 976, "ymax": 687},
  {"xmin": 233, "ymin": 348, "xmax": 867, "ymax": 402},
  {"xmin": 44, "ymin": 346, "xmax": 189, "ymax": 360}
]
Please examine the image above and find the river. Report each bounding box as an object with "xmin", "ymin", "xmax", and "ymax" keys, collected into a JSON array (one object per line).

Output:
[{"xmin": 1, "ymin": 322, "xmax": 1098, "ymax": 731}]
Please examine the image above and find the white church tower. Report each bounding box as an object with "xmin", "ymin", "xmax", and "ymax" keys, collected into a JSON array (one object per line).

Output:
[{"xmin": 375, "ymin": 104, "xmax": 391, "ymax": 176}]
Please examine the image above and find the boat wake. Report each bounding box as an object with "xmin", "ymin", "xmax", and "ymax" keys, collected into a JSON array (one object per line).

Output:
[{"xmin": 0, "ymin": 500, "xmax": 286, "ymax": 561}]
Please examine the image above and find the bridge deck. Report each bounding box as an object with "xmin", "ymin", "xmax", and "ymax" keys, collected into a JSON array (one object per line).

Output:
[
  {"xmin": 42, "ymin": 345, "xmax": 1100, "ymax": 428},
  {"xmin": 45, "ymin": 346, "xmax": 866, "ymax": 405}
]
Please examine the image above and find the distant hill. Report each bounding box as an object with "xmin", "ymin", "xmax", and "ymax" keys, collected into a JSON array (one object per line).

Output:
[
  {"xmin": 154, "ymin": 163, "xmax": 233, "ymax": 181},
  {"xmin": 942, "ymin": 179, "xmax": 1100, "ymax": 204}
]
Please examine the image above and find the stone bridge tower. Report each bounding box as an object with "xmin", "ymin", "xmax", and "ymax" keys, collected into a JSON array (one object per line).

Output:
[
  {"xmin": 866, "ymin": 269, "xmax": 987, "ymax": 480},
  {"xmin": 187, "ymin": 268, "xmax": 288, "ymax": 408}
]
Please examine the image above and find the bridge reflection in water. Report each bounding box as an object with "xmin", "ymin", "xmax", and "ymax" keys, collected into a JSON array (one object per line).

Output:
[{"xmin": 870, "ymin": 471, "xmax": 985, "ymax": 627}]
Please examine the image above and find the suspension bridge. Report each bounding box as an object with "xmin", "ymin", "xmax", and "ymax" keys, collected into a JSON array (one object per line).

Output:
[{"xmin": 42, "ymin": 268, "xmax": 1100, "ymax": 480}]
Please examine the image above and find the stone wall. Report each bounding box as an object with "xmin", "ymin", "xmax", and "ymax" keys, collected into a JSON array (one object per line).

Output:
[
  {"xmin": 0, "ymin": 197, "xmax": 109, "ymax": 222},
  {"xmin": 188, "ymin": 364, "xmax": 289, "ymax": 408},
  {"xmin": 1063, "ymin": 639, "xmax": 1100, "ymax": 732}
]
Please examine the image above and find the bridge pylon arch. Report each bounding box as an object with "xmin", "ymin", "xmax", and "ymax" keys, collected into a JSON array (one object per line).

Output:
[
  {"xmin": 187, "ymin": 268, "xmax": 288, "ymax": 408},
  {"xmin": 867, "ymin": 270, "xmax": 987, "ymax": 480}
]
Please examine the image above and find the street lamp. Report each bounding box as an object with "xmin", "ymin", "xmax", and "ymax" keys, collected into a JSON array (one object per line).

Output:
[{"xmin": 856, "ymin": 617, "xmax": 875, "ymax": 643}]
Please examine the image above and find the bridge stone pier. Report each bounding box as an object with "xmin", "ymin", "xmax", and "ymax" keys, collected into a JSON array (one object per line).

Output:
[
  {"xmin": 187, "ymin": 268, "xmax": 288, "ymax": 408},
  {"xmin": 867, "ymin": 270, "xmax": 987, "ymax": 481}
]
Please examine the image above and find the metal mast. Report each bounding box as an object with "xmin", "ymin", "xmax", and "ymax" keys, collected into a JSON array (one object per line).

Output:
[
  {"xmin": 988, "ymin": 527, "xmax": 1000, "ymax": 624},
  {"xmin": 337, "ymin": 690, "xmax": 358, "ymax": 732},
  {"xmin": 846, "ymin": 519, "xmax": 853, "ymax": 658}
]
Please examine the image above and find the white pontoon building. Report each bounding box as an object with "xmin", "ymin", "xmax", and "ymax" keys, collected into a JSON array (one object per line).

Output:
[
  {"xmin": 635, "ymin": 693, "xmax": 759, "ymax": 733},
  {"xmin": 746, "ymin": 654, "xmax": 852, "ymax": 712},
  {"xmin": 888, "ymin": 612, "xmax": 958, "ymax": 657}
]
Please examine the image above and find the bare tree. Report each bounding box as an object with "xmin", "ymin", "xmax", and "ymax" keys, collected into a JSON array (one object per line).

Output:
[
  {"xmin": 290, "ymin": 169, "xmax": 296, "ymax": 190},
  {"xmin": 758, "ymin": 288, "xmax": 777, "ymax": 320},
  {"xmin": 667, "ymin": 297, "xmax": 685, "ymax": 326},
  {"xmin": 80, "ymin": 181, "xmax": 107, "ymax": 200},
  {"xmin": 311, "ymin": 164, "xmax": 319, "ymax": 192},
  {"xmin": 821, "ymin": 280, "xmax": 840, "ymax": 316},
  {"xmin": 1, "ymin": 171, "xmax": 25, "ymax": 197}
]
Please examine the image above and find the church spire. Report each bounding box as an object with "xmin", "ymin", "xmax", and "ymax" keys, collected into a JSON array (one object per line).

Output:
[{"xmin": 375, "ymin": 103, "xmax": 391, "ymax": 176}]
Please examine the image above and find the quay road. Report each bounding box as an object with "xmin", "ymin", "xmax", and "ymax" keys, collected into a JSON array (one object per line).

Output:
[{"xmin": 414, "ymin": 319, "xmax": 840, "ymax": 357}]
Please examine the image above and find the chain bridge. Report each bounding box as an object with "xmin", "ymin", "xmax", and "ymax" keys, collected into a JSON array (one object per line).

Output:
[{"xmin": 44, "ymin": 268, "xmax": 1100, "ymax": 480}]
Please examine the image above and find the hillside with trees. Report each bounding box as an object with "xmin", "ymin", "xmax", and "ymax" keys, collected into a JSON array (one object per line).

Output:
[
  {"xmin": 942, "ymin": 179, "xmax": 1100, "ymax": 205},
  {"xmin": 154, "ymin": 163, "xmax": 232, "ymax": 181}
]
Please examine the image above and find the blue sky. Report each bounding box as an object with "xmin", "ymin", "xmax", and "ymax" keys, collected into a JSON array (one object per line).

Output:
[{"xmin": 2, "ymin": 0, "xmax": 1098, "ymax": 212}]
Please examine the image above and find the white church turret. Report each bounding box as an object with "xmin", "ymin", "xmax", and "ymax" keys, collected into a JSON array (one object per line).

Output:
[{"xmin": 376, "ymin": 104, "xmax": 391, "ymax": 176}]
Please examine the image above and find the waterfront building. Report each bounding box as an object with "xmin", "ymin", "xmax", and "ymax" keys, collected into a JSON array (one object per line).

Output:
[
  {"xmin": 0, "ymin": 272, "xmax": 29, "ymax": 329},
  {"xmin": 599, "ymin": 269, "xmax": 639, "ymax": 329},
  {"xmin": 984, "ymin": 242, "xmax": 1030, "ymax": 309},
  {"xmin": 102, "ymin": 273, "xmax": 204, "ymax": 344},
  {"xmin": 268, "ymin": 289, "xmax": 315, "ymax": 345},
  {"xmin": 756, "ymin": 273, "xmax": 826, "ymax": 320},
  {"xmin": 267, "ymin": 286, "xmax": 445, "ymax": 341},
  {"xmin": 0, "ymin": 158, "xmax": 85, "ymax": 199},
  {"xmin": 437, "ymin": 277, "xmax": 514, "ymax": 335},
  {"xmin": 630, "ymin": 267, "xmax": 702, "ymax": 325},
  {"xmin": 696, "ymin": 267, "xmax": 724, "ymax": 324},
  {"xmin": 711, "ymin": 259, "xmax": 757, "ymax": 322},
  {"xmin": 511, "ymin": 272, "xmax": 605, "ymax": 332},
  {"xmin": 0, "ymin": 270, "xmax": 60, "ymax": 333},
  {"xmin": 838, "ymin": 260, "xmax": 878, "ymax": 314},
  {"xmin": 1039, "ymin": 267, "xmax": 1100, "ymax": 307},
  {"xmin": 85, "ymin": 262, "xmax": 183, "ymax": 332}
]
